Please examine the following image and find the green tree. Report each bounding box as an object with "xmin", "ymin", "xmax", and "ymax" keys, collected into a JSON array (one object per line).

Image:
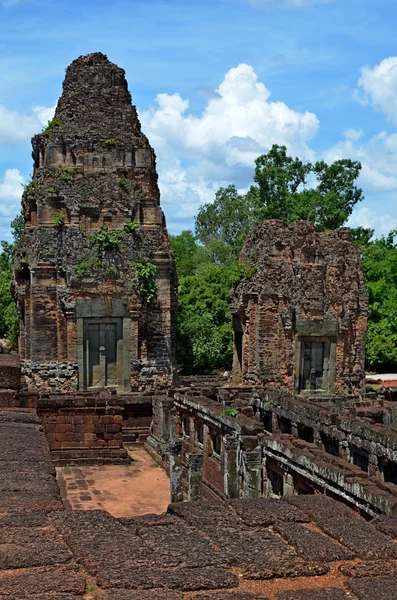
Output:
[
  {"xmin": 169, "ymin": 231, "xmax": 211, "ymax": 278},
  {"xmin": 250, "ymin": 145, "xmax": 363, "ymax": 230},
  {"xmin": 195, "ymin": 185, "xmax": 256, "ymax": 256},
  {"xmin": 176, "ymin": 263, "xmax": 243, "ymax": 373},
  {"xmin": 0, "ymin": 209, "xmax": 24, "ymax": 348},
  {"xmin": 359, "ymin": 230, "xmax": 397, "ymax": 371}
]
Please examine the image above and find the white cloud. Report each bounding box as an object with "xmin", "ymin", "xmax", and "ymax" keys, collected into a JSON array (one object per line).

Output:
[
  {"xmin": 140, "ymin": 63, "xmax": 319, "ymax": 227},
  {"xmin": 347, "ymin": 207, "xmax": 397, "ymax": 236},
  {"xmin": 343, "ymin": 128, "xmax": 364, "ymax": 141},
  {"xmin": 0, "ymin": 104, "xmax": 55, "ymax": 143},
  {"xmin": 0, "ymin": 169, "xmax": 24, "ymax": 240},
  {"xmin": 1, "ymin": 0, "xmax": 20, "ymax": 6},
  {"xmin": 355, "ymin": 57, "xmax": 397, "ymax": 125},
  {"xmin": 324, "ymin": 131, "xmax": 397, "ymax": 193}
]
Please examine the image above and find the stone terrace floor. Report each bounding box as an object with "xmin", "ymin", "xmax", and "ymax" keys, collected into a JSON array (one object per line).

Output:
[
  {"xmin": 56, "ymin": 448, "xmax": 170, "ymax": 517},
  {"xmin": 1, "ymin": 407, "xmax": 397, "ymax": 599}
]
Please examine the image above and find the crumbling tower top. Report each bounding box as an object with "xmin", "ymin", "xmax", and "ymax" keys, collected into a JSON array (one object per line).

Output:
[{"xmin": 51, "ymin": 52, "xmax": 142, "ymax": 139}]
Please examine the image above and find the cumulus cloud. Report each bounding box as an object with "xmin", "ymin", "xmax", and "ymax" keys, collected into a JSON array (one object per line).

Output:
[
  {"xmin": 0, "ymin": 104, "xmax": 55, "ymax": 143},
  {"xmin": 343, "ymin": 128, "xmax": 364, "ymax": 141},
  {"xmin": 140, "ymin": 63, "xmax": 319, "ymax": 228},
  {"xmin": 324, "ymin": 131, "xmax": 397, "ymax": 193},
  {"xmin": 347, "ymin": 207, "xmax": 397, "ymax": 236},
  {"xmin": 0, "ymin": 169, "xmax": 24, "ymax": 240},
  {"xmin": 355, "ymin": 57, "xmax": 397, "ymax": 125}
]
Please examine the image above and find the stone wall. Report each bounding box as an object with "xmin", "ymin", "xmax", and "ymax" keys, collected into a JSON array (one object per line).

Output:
[
  {"xmin": 147, "ymin": 381, "xmax": 397, "ymax": 516},
  {"xmin": 252, "ymin": 389, "xmax": 397, "ymax": 484},
  {"xmin": 231, "ymin": 221, "xmax": 368, "ymax": 395},
  {"xmin": 37, "ymin": 392, "xmax": 154, "ymax": 464},
  {"xmin": 0, "ymin": 354, "xmax": 21, "ymax": 407}
]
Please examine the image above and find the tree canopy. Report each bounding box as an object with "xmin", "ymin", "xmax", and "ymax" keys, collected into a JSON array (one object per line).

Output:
[
  {"xmin": 352, "ymin": 228, "xmax": 397, "ymax": 372},
  {"xmin": 195, "ymin": 145, "xmax": 364, "ymax": 260}
]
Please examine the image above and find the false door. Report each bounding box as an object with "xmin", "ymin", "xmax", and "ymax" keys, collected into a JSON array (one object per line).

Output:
[{"xmin": 84, "ymin": 319, "xmax": 122, "ymax": 388}]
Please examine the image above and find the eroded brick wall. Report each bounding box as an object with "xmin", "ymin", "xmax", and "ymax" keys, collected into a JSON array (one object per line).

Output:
[
  {"xmin": 231, "ymin": 221, "xmax": 368, "ymax": 395},
  {"xmin": 38, "ymin": 396, "xmax": 128, "ymax": 465}
]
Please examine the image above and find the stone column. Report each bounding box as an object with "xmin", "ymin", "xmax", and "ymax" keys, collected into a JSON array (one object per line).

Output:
[
  {"xmin": 224, "ymin": 435, "xmax": 240, "ymax": 499},
  {"xmin": 65, "ymin": 310, "xmax": 76, "ymax": 362},
  {"xmin": 187, "ymin": 452, "xmax": 203, "ymax": 501},
  {"xmin": 169, "ymin": 439, "xmax": 183, "ymax": 503},
  {"xmin": 284, "ymin": 472, "xmax": 294, "ymax": 496},
  {"xmin": 242, "ymin": 447, "xmax": 263, "ymax": 498}
]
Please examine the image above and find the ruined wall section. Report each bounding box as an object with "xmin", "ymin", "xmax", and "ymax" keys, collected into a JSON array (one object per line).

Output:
[
  {"xmin": 13, "ymin": 53, "xmax": 177, "ymax": 392},
  {"xmin": 231, "ymin": 220, "xmax": 367, "ymax": 395}
]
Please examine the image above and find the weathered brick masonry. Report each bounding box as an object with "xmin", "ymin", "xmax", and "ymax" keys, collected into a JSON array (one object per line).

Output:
[
  {"xmin": 36, "ymin": 392, "xmax": 155, "ymax": 464},
  {"xmin": 13, "ymin": 52, "xmax": 177, "ymax": 393},
  {"xmin": 231, "ymin": 221, "xmax": 368, "ymax": 395}
]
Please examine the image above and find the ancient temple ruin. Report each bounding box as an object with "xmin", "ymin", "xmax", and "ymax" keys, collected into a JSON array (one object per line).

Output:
[
  {"xmin": 12, "ymin": 53, "xmax": 177, "ymax": 393},
  {"xmin": 231, "ymin": 220, "xmax": 368, "ymax": 395}
]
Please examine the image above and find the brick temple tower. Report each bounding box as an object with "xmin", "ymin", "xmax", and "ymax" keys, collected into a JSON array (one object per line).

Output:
[
  {"xmin": 13, "ymin": 53, "xmax": 177, "ymax": 392},
  {"xmin": 231, "ymin": 221, "xmax": 368, "ymax": 396}
]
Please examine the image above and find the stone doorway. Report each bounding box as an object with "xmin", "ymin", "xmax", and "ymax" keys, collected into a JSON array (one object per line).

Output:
[
  {"xmin": 84, "ymin": 319, "xmax": 122, "ymax": 388},
  {"xmin": 76, "ymin": 298, "xmax": 132, "ymax": 392},
  {"xmin": 301, "ymin": 340, "xmax": 325, "ymax": 391}
]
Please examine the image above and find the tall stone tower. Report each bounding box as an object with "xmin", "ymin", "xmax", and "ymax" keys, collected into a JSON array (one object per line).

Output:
[{"xmin": 13, "ymin": 53, "xmax": 177, "ymax": 393}]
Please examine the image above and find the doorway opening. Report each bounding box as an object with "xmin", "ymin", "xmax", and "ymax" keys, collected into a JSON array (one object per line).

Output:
[{"xmin": 83, "ymin": 318, "xmax": 123, "ymax": 388}]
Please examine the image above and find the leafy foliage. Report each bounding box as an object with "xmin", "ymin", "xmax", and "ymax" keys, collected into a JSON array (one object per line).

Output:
[
  {"xmin": 134, "ymin": 262, "xmax": 158, "ymax": 303},
  {"xmin": 195, "ymin": 185, "xmax": 256, "ymax": 256},
  {"xmin": 53, "ymin": 213, "xmax": 66, "ymax": 226},
  {"xmin": 352, "ymin": 228, "xmax": 397, "ymax": 371},
  {"xmin": 0, "ymin": 213, "xmax": 25, "ymax": 348},
  {"xmin": 195, "ymin": 146, "xmax": 364, "ymax": 257},
  {"xmin": 222, "ymin": 408, "xmax": 239, "ymax": 417},
  {"xmin": 103, "ymin": 139, "xmax": 117, "ymax": 147},
  {"xmin": 91, "ymin": 226, "xmax": 125, "ymax": 251},
  {"xmin": 58, "ymin": 166, "xmax": 73, "ymax": 184},
  {"xmin": 250, "ymin": 145, "xmax": 363, "ymax": 230},
  {"xmin": 173, "ymin": 233, "xmax": 247, "ymax": 373},
  {"xmin": 41, "ymin": 117, "xmax": 62, "ymax": 137},
  {"xmin": 22, "ymin": 178, "xmax": 42, "ymax": 195},
  {"xmin": 117, "ymin": 175, "xmax": 128, "ymax": 188},
  {"xmin": 124, "ymin": 220, "xmax": 140, "ymax": 234}
]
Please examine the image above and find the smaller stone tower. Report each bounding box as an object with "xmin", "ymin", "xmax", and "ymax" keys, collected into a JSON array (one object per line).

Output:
[
  {"xmin": 231, "ymin": 220, "xmax": 368, "ymax": 396},
  {"xmin": 13, "ymin": 53, "xmax": 177, "ymax": 393}
]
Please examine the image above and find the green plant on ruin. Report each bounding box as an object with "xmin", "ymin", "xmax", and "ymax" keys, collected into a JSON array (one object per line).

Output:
[
  {"xmin": 22, "ymin": 178, "xmax": 42, "ymax": 195},
  {"xmin": 103, "ymin": 138, "xmax": 117, "ymax": 147},
  {"xmin": 57, "ymin": 166, "xmax": 74, "ymax": 185},
  {"xmin": 221, "ymin": 408, "xmax": 239, "ymax": 418},
  {"xmin": 52, "ymin": 213, "xmax": 66, "ymax": 227},
  {"xmin": 91, "ymin": 226, "xmax": 125, "ymax": 251},
  {"xmin": 124, "ymin": 219, "xmax": 139, "ymax": 234},
  {"xmin": 75, "ymin": 255, "xmax": 106, "ymax": 278},
  {"xmin": 90, "ymin": 221, "xmax": 139, "ymax": 252},
  {"xmin": 46, "ymin": 186, "xmax": 56, "ymax": 194},
  {"xmin": 41, "ymin": 116, "xmax": 62, "ymax": 137},
  {"xmin": 117, "ymin": 175, "xmax": 128, "ymax": 188},
  {"xmin": 133, "ymin": 261, "xmax": 158, "ymax": 303},
  {"xmin": 42, "ymin": 247, "xmax": 56, "ymax": 257},
  {"xmin": 75, "ymin": 262, "xmax": 88, "ymax": 277},
  {"xmin": 235, "ymin": 262, "xmax": 257, "ymax": 282}
]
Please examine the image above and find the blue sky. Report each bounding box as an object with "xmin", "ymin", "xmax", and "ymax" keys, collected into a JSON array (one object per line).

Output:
[{"xmin": 1, "ymin": 0, "xmax": 397, "ymax": 239}]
